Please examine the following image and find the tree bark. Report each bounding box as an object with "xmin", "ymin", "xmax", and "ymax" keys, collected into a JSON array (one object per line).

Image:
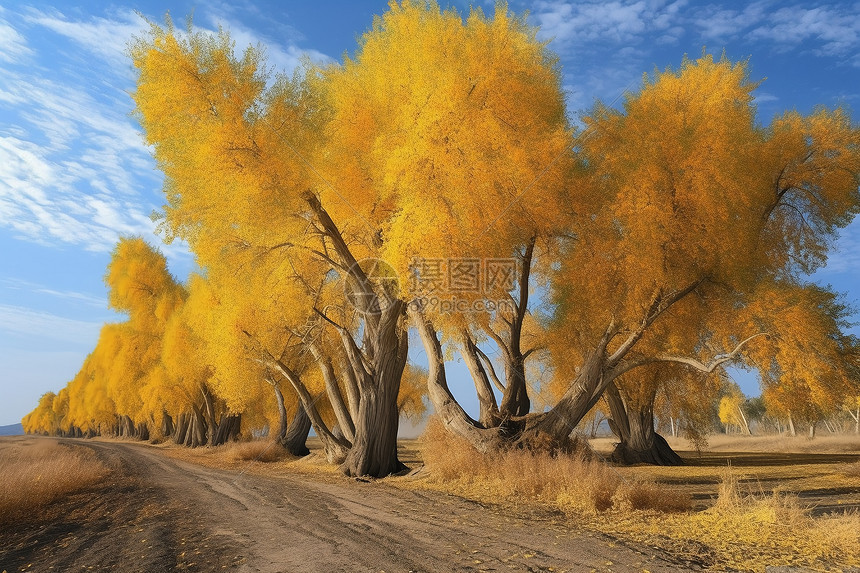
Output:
[
  {"xmin": 737, "ymin": 405, "xmax": 752, "ymax": 435},
  {"xmin": 271, "ymin": 379, "xmax": 288, "ymax": 445},
  {"xmin": 606, "ymin": 381, "xmax": 683, "ymax": 466},
  {"xmin": 787, "ymin": 413, "xmax": 796, "ymax": 437},
  {"xmin": 336, "ymin": 340, "xmax": 362, "ymax": 425},
  {"xmin": 304, "ymin": 192, "xmax": 409, "ymax": 477},
  {"xmin": 311, "ymin": 343, "xmax": 356, "ymax": 443},
  {"xmin": 848, "ymin": 407, "xmax": 859, "ymax": 434},
  {"xmin": 340, "ymin": 301, "xmax": 409, "ymax": 477},
  {"xmin": 161, "ymin": 411, "xmax": 174, "ymax": 438},
  {"xmin": 201, "ymin": 383, "xmax": 218, "ymax": 446},
  {"xmin": 213, "ymin": 414, "xmax": 241, "ymax": 445},
  {"xmin": 410, "ymin": 306, "xmax": 502, "ymax": 452},
  {"xmin": 268, "ymin": 354, "xmax": 350, "ymax": 463},
  {"xmin": 460, "ymin": 329, "xmax": 500, "ymax": 427},
  {"xmin": 173, "ymin": 412, "xmax": 189, "ymax": 445},
  {"xmin": 283, "ymin": 402, "xmax": 312, "ymax": 456}
]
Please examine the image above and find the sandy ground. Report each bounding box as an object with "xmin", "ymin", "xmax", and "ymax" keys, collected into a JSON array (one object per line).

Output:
[{"xmin": 1, "ymin": 438, "xmax": 691, "ymax": 573}]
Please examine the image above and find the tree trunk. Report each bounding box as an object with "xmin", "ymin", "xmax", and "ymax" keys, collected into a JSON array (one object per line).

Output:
[
  {"xmin": 849, "ymin": 408, "xmax": 859, "ymax": 434},
  {"xmin": 787, "ymin": 413, "xmax": 796, "ymax": 437},
  {"xmin": 311, "ymin": 344, "xmax": 356, "ymax": 443},
  {"xmin": 161, "ymin": 412, "xmax": 174, "ymax": 438},
  {"xmin": 336, "ymin": 341, "xmax": 362, "ymax": 424},
  {"xmin": 271, "ymin": 380, "xmax": 288, "ymax": 445},
  {"xmin": 410, "ymin": 307, "xmax": 503, "ymax": 451},
  {"xmin": 283, "ymin": 402, "xmax": 312, "ymax": 456},
  {"xmin": 269, "ymin": 356, "xmax": 350, "ymax": 463},
  {"xmin": 213, "ymin": 414, "xmax": 241, "ymax": 445},
  {"xmin": 737, "ymin": 405, "xmax": 751, "ymax": 436},
  {"xmin": 460, "ymin": 329, "xmax": 500, "ymax": 427},
  {"xmin": 173, "ymin": 412, "xmax": 189, "ymax": 445},
  {"xmin": 304, "ymin": 192, "xmax": 408, "ymax": 477},
  {"xmin": 808, "ymin": 422, "xmax": 816, "ymax": 439},
  {"xmin": 340, "ymin": 301, "xmax": 409, "ymax": 477},
  {"xmin": 201, "ymin": 383, "xmax": 218, "ymax": 446},
  {"xmin": 606, "ymin": 382, "xmax": 682, "ymax": 466}
]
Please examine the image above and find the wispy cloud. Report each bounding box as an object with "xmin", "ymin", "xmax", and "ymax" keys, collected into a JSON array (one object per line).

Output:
[
  {"xmin": 0, "ymin": 12, "xmax": 32, "ymax": 64},
  {"xmin": 0, "ymin": 303, "xmax": 104, "ymax": 345},
  {"xmin": 24, "ymin": 7, "xmax": 144, "ymax": 76},
  {"xmin": 694, "ymin": 1, "xmax": 860, "ymax": 65},
  {"xmin": 200, "ymin": 11, "xmax": 333, "ymax": 75},
  {"xmin": 0, "ymin": 278, "xmax": 107, "ymax": 308},
  {"xmin": 750, "ymin": 4, "xmax": 860, "ymax": 63},
  {"xmin": 0, "ymin": 9, "xmax": 168, "ymax": 254},
  {"xmin": 0, "ymin": 6, "xmax": 331, "ymax": 262},
  {"xmin": 818, "ymin": 219, "xmax": 860, "ymax": 276},
  {"xmin": 532, "ymin": 0, "xmax": 687, "ymax": 49}
]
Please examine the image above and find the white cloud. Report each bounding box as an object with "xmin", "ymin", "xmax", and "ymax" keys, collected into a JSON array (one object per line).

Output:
[
  {"xmin": 0, "ymin": 278, "xmax": 107, "ymax": 308},
  {"xmin": 532, "ymin": 0, "xmax": 686, "ymax": 48},
  {"xmin": 0, "ymin": 6, "xmax": 332, "ymax": 261},
  {"xmin": 0, "ymin": 16, "xmax": 31, "ymax": 64},
  {"xmin": 0, "ymin": 304, "xmax": 104, "ymax": 345},
  {"xmin": 749, "ymin": 4, "xmax": 860, "ymax": 61},
  {"xmin": 200, "ymin": 12, "xmax": 333, "ymax": 76},
  {"xmin": 24, "ymin": 8, "xmax": 144, "ymax": 76},
  {"xmin": 818, "ymin": 219, "xmax": 860, "ymax": 275},
  {"xmin": 694, "ymin": 2, "xmax": 860, "ymax": 65}
]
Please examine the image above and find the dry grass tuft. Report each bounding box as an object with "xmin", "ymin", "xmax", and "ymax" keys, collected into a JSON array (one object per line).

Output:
[
  {"xmin": 0, "ymin": 438, "xmax": 110, "ymax": 526},
  {"xmin": 840, "ymin": 460, "xmax": 860, "ymax": 477},
  {"xmin": 624, "ymin": 469, "xmax": 860, "ymax": 571},
  {"xmin": 222, "ymin": 440, "xmax": 289, "ymax": 463},
  {"xmin": 419, "ymin": 418, "xmax": 691, "ymax": 515}
]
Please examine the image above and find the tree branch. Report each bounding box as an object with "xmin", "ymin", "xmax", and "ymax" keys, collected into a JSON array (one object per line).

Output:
[{"xmin": 611, "ymin": 332, "xmax": 768, "ymax": 380}]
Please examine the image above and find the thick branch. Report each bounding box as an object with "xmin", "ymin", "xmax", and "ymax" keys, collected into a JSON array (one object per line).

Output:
[{"xmin": 607, "ymin": 279, "xmax": 704, "ymax": 366}]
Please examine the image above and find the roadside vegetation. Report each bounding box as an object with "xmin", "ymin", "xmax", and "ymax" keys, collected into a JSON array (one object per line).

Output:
[
  {"xmin": 0, "ymin": 438, "xmax": 110, "ymax": 527},
  {"xmin": 416, "ymin": 425, "xmax": 860, "ymax": 571}
]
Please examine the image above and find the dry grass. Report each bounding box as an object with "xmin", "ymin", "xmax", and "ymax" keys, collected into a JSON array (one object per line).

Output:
[
  {"xmin": 416, "ymin": 423, "xmax": 860, "ymax": 571},
  {"xmin": 418, "ymin": 418, "xmax": 691, "ymax": 515},
  {"xmin": 841, "ymin": 460, "xmax": 860, "ymax": 477},
  {"xmin": 0, "ymin": 438, "xmax": 110, "ymax": 526},
  {"xmin": 221, "ymin": 440, "xmax": 290, "ymax": 463},
  {"xmin": 614, "ymin": 469, "xmax": 860, "ymax": 571}
]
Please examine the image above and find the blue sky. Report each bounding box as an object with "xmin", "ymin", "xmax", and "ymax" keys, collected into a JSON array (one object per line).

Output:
[{"xmin": 1, "ymin": 0, "xmax": 859, "ymax": 426}]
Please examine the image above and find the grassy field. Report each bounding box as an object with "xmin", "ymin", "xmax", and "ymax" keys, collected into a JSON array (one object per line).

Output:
[
  {"xmin": 407, "ymin": 425, "xmax": 860, "ymax": 572},
  {"xmin": 0, "ymin": 437, "xmax": 111, "ymax": 528}
]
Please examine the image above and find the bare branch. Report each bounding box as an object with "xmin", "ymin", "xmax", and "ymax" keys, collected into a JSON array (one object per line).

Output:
[
  {"xmin": 611, "ymin": 332, "xmax": 768, "ymax": 380},
  {"xmin": 474, "ymin": 345, "xmax": 506, "ymax": 392}
]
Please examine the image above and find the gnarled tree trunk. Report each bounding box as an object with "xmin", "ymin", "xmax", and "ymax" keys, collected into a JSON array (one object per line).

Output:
[
  {"xmin": 340, "ymin": 301, "xmax": 409, "ymax": 477},
  {"xmin": 282, "ymin": 402, "xmax": 312, "ymax": 456},
  {"xmin": 606, "ymin": 382, "xmax": 682, "ymax": 466}
]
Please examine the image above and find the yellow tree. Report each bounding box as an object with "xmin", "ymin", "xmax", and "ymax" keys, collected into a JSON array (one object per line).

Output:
[
  {"xmin": 718, "ymin": 384, "xmax": 751, "ymax": 435},
  {"xmin": 745, "ymin": 283, "xmax": 859, "ymax": 438},
  {"xmin": 102, "ymin": 237, "xmax": 185, "ymax": 440},
  {"xmin": 526, "ymin": 54, "xmax": 860, "ymax": 452},
  {"xmin": 130, "ymin": 11, "xmax": 413, "ymax": 475},
  {"xmin": 22, "ymin": 392, "xmax": 57, "ymax": 435}
]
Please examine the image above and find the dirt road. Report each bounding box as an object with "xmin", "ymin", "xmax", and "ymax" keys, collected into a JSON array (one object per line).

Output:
[{"xmin": 1, "ymin": 440, "xmax": 689, "ymax": 573}]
